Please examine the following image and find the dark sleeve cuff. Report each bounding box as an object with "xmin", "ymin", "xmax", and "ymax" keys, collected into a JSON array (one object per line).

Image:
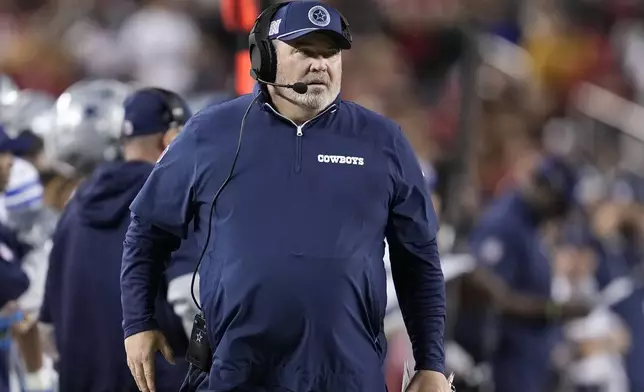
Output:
[
  {"xmin": 414, "ymin": 359, "xmax": 445, "ymax": 374},
  {"xmin": 123, "ymin": 319, "xmax": 160, "ymax": 339}
]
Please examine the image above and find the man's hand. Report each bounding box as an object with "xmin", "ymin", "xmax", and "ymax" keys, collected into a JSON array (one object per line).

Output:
[
  {"xmin": 405, "ymin": 370, "xmax": 451, "ymax": 392},
  {"xmin": 124, "ymin": 330, "xmax": 175, "ymax": 392}
]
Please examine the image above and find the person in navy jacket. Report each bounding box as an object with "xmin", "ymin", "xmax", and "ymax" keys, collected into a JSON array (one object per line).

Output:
[
  {"xmin": 39, "ymin": 88, "xmax": 198, "ymax": 392},
  {"xmin": 594, "ymin": 171, "xmax": 644, "ymax": 392},
  {"xmin": 462, "ymin": 156, "xmax": 592, "ymax": 392},
  {"xmin": 0, "ymin": 125, "xmax": 33, "ymax": 392},
  {"xmin": 121, "ymin": 2, "xmax": 448, "ymax": 392}
]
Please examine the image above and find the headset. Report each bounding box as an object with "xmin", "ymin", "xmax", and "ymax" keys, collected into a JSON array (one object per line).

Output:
[
  {"xmin": 140, "ymin": 87, "xmax": 191, "ymax": 129},
  {"xmin": 248, "ymin": 1, "xmax": 352, "ymax": 84}
]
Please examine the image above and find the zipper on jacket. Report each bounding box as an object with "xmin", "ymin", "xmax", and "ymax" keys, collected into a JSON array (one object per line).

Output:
[
  {"xmin": 295, "ymin": 125, "xmax": 303, "ymax": 173},
  {"xmin": 263, "ymin": 103, "xmax": 337, "ymax": 173}
]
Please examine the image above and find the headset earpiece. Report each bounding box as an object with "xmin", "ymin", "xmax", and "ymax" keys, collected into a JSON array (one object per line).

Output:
[
  {"xmin": 249, "ymin": 2, "xmax": 289, "ymax": 83},
  {"xmin": 248, "ymin": 21, "xmax": 262, "ymax": 80},
  {"xmin": 249, "ymin": 34, "xmax": 277, "ymax": 82},
  {"xmin": 141, "ymin": 87, "xmax": 190, "ymax": 129}
]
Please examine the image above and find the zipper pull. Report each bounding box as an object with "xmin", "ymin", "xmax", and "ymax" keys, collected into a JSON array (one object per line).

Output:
[{"xmin": 296, "ymin": 127, "xmax": 303, "ymax": 136}]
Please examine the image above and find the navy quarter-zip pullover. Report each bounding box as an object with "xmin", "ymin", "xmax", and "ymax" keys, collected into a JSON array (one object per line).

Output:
[
  {"xmin": 40, "ymin": 161, "xmax": 191, "ymax": 392},
  {"xmin": 121, "ymin": 86, "xmax": 446, "ymax": 392}
]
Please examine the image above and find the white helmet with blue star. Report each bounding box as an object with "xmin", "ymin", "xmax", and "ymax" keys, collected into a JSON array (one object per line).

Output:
[{"xmin": 50, "ymin": 79, "xmax": 133, "ymax": 174}]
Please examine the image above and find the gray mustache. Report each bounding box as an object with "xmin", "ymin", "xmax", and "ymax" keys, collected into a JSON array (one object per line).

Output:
[{"xmin": 303, "ymin": 77, "xmax": 329, "ymax": 85}]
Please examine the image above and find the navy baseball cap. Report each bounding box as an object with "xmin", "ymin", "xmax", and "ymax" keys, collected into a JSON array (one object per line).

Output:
[
  {"xmin": 0, "ymin": 125, "xmax": 29, "ymax": 155},
  {"xmin": 267, "ymin": 1, "xmax": 351, "ymax": 50},
  {"xmin": 122, "ymin": 89, "xmax": 192, "ymax": 138}
]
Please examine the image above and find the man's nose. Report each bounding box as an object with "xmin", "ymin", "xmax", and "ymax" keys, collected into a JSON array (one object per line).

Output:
[{"xmin": 309, "ymin": 57, "xmax": 328, "ymax": 72}]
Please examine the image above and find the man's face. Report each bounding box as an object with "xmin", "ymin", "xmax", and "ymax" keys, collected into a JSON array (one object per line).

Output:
[
  {"xmin": 273, "ymin": 33, "xmax": 342, "ymax": 111},
  {"xmin": 526, "ymin": 178, "xmax": 572, "ymax": 221},
  {"xmin": 0, "ymin": 152, "xmax": 13, "ymax": 192}
]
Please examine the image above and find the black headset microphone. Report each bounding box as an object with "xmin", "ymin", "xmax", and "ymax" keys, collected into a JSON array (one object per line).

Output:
[{"xmin": 255, "ymin": 78, "xmax": 309, "ymax": 94}]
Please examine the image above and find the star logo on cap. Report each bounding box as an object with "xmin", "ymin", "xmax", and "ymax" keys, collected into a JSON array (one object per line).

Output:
[
  {"xmin": 308, "ymin": 5, "xmax": 330, "ymax": 27},
  {"xmin": 84, "ymin": 105, "xmax": 99, "ymax": 119}
]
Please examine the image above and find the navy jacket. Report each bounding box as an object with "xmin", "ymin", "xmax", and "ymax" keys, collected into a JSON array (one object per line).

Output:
[
  {"xmin": 468, "ymin": 192, "xmax": 557, "ymax": 392},
  {"xmin": 40, "ymin": 161, "xmax": 191, "ymax": 392},
  {"xmin": 0, "ymin": 223, "xmax": 31, "ymax": 392},
  {"xmin": 121, "ymin": 87, "xmax": 446, "ymax": 392}
]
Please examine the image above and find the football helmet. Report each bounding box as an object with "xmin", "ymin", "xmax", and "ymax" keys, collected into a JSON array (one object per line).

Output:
[{"xmin": 50, "ymin": 79, "xmax": 133, "ymax": 174}]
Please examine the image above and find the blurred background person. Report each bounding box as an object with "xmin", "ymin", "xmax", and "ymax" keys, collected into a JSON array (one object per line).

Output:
[
  {"xmin": 0, "ymin": 124, "xmax": 42, "ymax": 392},
  {"xmin": 454, "ymin": 156, "xmax": 591, "ymax": 392},
  {"xmin": 551, "ymin": 226, "xmax": 630, "ymax": 392},
  {"xmin": 38, "ymin": 83, "xmax": 198, "ymax": 392},
  {"xmin": 589, "ymin": 171, "xmax": 644, "ymax": 392}
]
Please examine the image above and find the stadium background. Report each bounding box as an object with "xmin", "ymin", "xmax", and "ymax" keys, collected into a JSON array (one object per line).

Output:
[{"xmin": 4, "ymin": 0, "xmax": 644, "ymax": 391}]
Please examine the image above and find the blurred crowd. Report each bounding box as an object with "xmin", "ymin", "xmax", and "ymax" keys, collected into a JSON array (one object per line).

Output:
[{"xmin": 2, "ymin": 0, "xmax": 644, "ymax": 391}]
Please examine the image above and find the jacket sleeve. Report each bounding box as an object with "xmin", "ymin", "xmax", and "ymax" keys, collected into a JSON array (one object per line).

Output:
[
  {"xmin": 0, "ymin": 259, "xmax": 29, "ymax": 308},
  {"xmin": 385, "ymin": 128, "xmax": 446, "ymax": 373},
  {"xmin": 121, "ymin": 119, "xmax": 201, "ymax": 339},
  {"xmin": 0, "ymin": 225, "xmax": 30, "ymax": 307},
  {"xmin": 40, "ymin": 210, "xmax": 70, "ymax": 325}
]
